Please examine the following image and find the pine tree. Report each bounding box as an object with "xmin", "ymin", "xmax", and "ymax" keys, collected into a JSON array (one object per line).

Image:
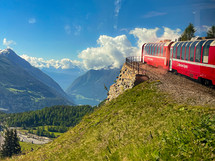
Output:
[
  {"xmin": 207, "ymin": 26, "xmax": 215, "ymax": 38},
  {"xmin": 0, "ymin": 129, "xmax": 21, "ymax": 158},
  {"xmin": 180, "ymin": 23, "xmax": 196, "ymax": 41},
  {"xmin": 12, "ymin": 130, "xmax": 21, "ymax": 155}
]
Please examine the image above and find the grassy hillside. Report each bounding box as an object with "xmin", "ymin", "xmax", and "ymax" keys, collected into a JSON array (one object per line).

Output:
[{"xmin": 8, "ymin": 81, "xmax": 215, "ymax": 160}]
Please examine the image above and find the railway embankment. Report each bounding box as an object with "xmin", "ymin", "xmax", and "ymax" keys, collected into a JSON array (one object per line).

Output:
[{"xmin": 108, "ymin": 62, "xmax": 215, "ymax": 106}]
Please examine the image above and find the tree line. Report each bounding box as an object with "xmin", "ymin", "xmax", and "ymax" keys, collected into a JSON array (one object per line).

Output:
[
  {"xmin": 180, "ymin": 23, "xmax": 215, "ymax": 41},
  {"xmin": 6, "ymin": 105, "xmax": 94, "ymax": 128}
]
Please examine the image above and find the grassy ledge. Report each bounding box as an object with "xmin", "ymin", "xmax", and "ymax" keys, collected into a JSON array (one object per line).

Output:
[{"xmin": 7, "ymin": 81, "xmax": 215, "ymax": 161}]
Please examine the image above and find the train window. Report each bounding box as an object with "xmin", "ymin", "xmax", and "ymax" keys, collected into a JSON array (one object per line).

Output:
[
  {"xmin": 161, "ymin": 45, "xmax": 164, "ymax": 57},
  {"xmin": 170, "ymin": 47, "xmax": 173, "ymax": 58},
  {"xmin": 202, "ymin": 40, "xmax": 213, "ymax": 64},
  {"xmin": 173, "ymin": 42, "xmax": 179, "ymax": 59},
  {"xmin": 144, "ymin": 45, "xmax": 147, "ymax": 55},
  {"xmin": 156, "ymin": 44, "xmax": 159, "ymax": 56},
  {"xmin": 152, "ymin": 44, "xmax": 155, "ymax": 55},
  {"xmin": 157, "ymin": 44, "xmax": 161, "ymax": 56},
  {"xmin": 181, "ymin": 42, "xmax": 188, "ymax": 60},
  {"xmin": 177, "ymin": 42, "xmax": 183, "ymax": 59},
  {"xmin": 147, "ymin": 44, "xmax": 150, "ymax": 55},
  {"xmin": 185, "ymin": 42, "xmax": 192, "ymax": 61},
  {"xmin": 189, "ymin": 41, "xmax": 198, "ymax": 61},
  {"xmin": 195, "ymin": 40, "xmax": 206, "ymax": 62},
  {"xmin": 155, "ymin": 44, "xmax": 157, "ymax": 56},
  {"xmin": 145, "ymin": 45, "xmax": 147, "ymax": 55},
  {"xmin": 150, "ymin": 44, "xmax": 153, "ymax": 55}
]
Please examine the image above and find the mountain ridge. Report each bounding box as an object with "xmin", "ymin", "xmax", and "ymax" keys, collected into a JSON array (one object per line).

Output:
[
  {"xmin": 66, "ymin": 68, "xmax": 120, "ymax": 105},
  {"xmin": 0, "ymin": 49, "xmax": 73, "ymax": 113}
]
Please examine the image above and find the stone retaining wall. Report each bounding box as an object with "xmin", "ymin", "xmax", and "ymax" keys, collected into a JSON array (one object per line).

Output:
[{"xmin": 107, "ymin": 63, "xmax": 148, "ymax": 101}]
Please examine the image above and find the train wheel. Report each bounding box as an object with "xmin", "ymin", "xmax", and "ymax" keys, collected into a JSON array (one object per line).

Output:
[
  {"xmin": 198, "ymin": 77, "xmax": 204, "ymax": 85},
  {"xmin": 204, "ymin": 79, "xmax": 212, "ymax": 86},
  {"xmin": 202, "ymin": 79, "xmax": 212, "ymax": 86}
]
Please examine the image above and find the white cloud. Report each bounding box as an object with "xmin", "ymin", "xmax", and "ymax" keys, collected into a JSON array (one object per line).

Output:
[
  {"xmin": 3, "ymin": 38, "xmax": 16, "ymax": 47},
  {"xmin": 74, "ymin": 25, "xmax": 82, "ymax": 36},
  {"xmin": 20, "ymin": 27, "xmax": 182, "ymax": 71},
  {"xmin": 195, "ymin": 25, "xmax": 210, "ymax": 34},
  {"xmin": 143, "ymin": 11, "xmax": 167, "ymax": 18},
  {"xmin": 129, "ymin": 27, "xmax": 159, "ymax": 47},
  {"xmin": 114, "ymin": 0, "xmax": 122, "ymax": 30},
  {"xmin": 64, "ymin": 25, "xmax": 71, "ymax": 35},
  {"xmin": 130, "ymin": 27, "xmax": 181, "ymax": 47},
  {"xmin": 20, "ymin": 55, "xmax": 82, "ymax": 69},
  {"xmin": 114, "ymin": 0, "xmax": 122, "ymax": 17},
  {"xmin": 78, "ymin": 35, "xmax": 138, "ymax": 70},
  {"xmin": 64, "ymin": 25, "xmax": 82, "ymax": 35},
  {"xmin": 28, "ymin": 18, "xmax": 36, "ymax": 24},
  {"xmin": 160, "ymin": 27, "xmax": 181, "ymax": 41}
]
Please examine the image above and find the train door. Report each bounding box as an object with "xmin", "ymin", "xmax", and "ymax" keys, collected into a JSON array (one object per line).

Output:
[{"xmin": 141, "ymin": 43, "xmax": 146, "ymax": 63}]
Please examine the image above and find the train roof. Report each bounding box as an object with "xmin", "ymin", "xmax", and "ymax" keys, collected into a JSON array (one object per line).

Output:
[{"xmin": 171, "ymin": 39, "xmax": 215, "ymax": 47}]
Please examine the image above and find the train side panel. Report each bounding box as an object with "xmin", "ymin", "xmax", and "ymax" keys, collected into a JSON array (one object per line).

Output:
[
  {"xmin": 143, "ymin": 42, "xmax": 172, "ymax": 70},
  {"xmin": 171, "ymin": 40, "xmax": 215, "ymax": 85}
]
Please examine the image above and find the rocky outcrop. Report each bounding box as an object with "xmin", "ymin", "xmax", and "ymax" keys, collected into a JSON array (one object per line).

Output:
[{"xmin": 107, "ymin": 63, "xmax": 148, "ymax": 101}]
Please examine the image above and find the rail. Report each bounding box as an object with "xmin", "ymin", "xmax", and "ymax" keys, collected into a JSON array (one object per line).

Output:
[{"xmin": 125, "ymin": 56, "xmax": 141, "ymax": 74}]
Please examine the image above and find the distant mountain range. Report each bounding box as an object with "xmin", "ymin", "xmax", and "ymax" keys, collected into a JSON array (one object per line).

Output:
[
  {"xmin": 41, "ymin": 67, "xmax": 84, "ymax": 90},
  {"xmin": 66, "ymin": 68, "xmax": 120, "ymax": 106},
  {"xmin": 0, "ymin": 48, "xmax": 73, "ymax": 113}
]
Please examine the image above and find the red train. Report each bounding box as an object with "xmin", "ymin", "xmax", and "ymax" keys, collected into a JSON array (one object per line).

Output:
[{"xmin": 141, "ymin": 39, "xmax": 215, "ymax": 85}]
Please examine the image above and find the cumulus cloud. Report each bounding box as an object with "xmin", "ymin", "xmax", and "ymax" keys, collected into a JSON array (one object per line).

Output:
[
  {"xmin": 130, "ymin": 27, "xmax": 181, "ymax": 47},
  {"xmin": 78, "ymin": 35, "xmax": 138, "ymax": 70},
  {"xmin": 3, "ymin": 38, "xmax": 16, "ymax": 47},
  {"xmin": 160, "ymin": 27, "xmax": 181, "ymax": 41},
  {"xmin": 20, "ymin": 55, "xmax": 82, "ymax": 69},
  {"xmin": 143, "ymin": 11, "xmax": 167, "ymax": 18},
  {"xmin": 64, "ymin": 25, "xmax": 71, "ymax": 35},
  {"xmin": 28, "ymin": 18, "xmax": 36, "ymax": 24},
  {"xmin": 130, "ymin": 28, "xmax": 159, "ymax": 47},
  {"xmin": 21, "ymin": 27, "xmax": 182, "ymax": 71}
]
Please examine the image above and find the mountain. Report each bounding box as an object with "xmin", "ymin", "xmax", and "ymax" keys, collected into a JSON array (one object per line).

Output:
[
  {"xmin": 0, "ymin": 49, "xmax": 70, "ymax": 100},
  {"xmin": 0, "ymin": 49, "xmax": 73, "ymax": 113},
  {"xmin": 66, "ymin": 68, "xmax": 120, "ymax": 106},
  {"xmin": 41, "ymin": 67, "xmax": 84, "ymax": 90},
  {"xmin": 9, "ymin": 82, "xmax": 215, "ymax": 160}
]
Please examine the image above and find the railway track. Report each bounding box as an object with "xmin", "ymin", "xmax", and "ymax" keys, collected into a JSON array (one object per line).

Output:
[{"xmin": 139, "ymin": 63, "xmax": 215, "ymax": 106}]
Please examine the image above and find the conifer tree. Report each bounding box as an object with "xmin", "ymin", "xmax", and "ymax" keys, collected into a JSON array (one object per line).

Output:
[
  {"xmin": 207, "ymin": 25, "xmax": 215, "ymax": 38},
  {"xmin": 12, "ymin": 130, "xmax": 21, "ymax": 155},
  {"xmin": 180, "ymin": 23, "xmax": 196, "ymax": 41},
  {"xmin": 0, "ymin": 129, "xmax": 21, "ymax": 158}
]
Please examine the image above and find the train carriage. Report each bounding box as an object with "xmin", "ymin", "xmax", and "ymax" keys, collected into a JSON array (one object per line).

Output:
[
  {"xmin": 170, "ymin": 39, "xmax": 215, "ymax": 85},
  {"xmin": 142, "ymin": 41, "xmax": 173, "ymax": 70},
  {"xmin": 141, "ymin": 39, "xmax": 215, "ymax": 86}
]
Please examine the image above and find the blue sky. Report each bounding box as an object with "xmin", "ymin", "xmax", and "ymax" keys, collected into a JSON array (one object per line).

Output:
[{"xmin": 0, "ymin": 0, "xmax": 215, "ymax": 70}]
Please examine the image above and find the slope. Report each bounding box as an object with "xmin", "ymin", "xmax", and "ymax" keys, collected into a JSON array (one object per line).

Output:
[
  {"xmin": 66, "ymin": 68, "xmax": 120, "ymax": 105},
  {"xmin": 9, "ymin": 82, "xmax": 215, "ymax": 160},
  {"xmin": 0, "ymin": 49, "xmax": 71, "ymax": 102},
  {"xmin": 0, "ymin": 55, "xmax": 70, "ymax": 113}
]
